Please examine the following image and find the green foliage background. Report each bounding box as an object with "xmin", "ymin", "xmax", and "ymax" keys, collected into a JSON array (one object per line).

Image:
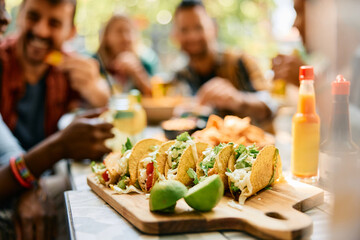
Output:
[{"xmin": 6, "ymin": 0, "xmax": 276, "ymax": 70}]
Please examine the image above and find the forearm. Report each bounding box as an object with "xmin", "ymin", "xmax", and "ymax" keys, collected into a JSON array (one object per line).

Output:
[
  {"xmin": 81, "ymin": 80, "xmax": 111, "ymax": 107},
  {"xmin": 132, "ymin": 69, "xmax": 152, "ymax": 96},
  {"xmin": 0, "ymin": 133, "xmax": 64, "ymax": 201},
  {"xmin": 233, "ymin": 92, "xmax": 272, "ymax": 122}
]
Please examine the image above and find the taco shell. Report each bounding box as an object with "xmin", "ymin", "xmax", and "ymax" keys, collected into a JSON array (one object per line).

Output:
[
  {"xmin": 165, "ymin": 142, "xmax": 209, "ymax": 186},
  {"xmin": 228, "ymin": 145, "xmax": 282, "ymax": 202},
  {"xmin": 128, "ymin": 138, "xmax": 163, "ymax": 185},
  {"xmin": 197, "ymin": 144, "xmax": 235, "ymax": 190},
  {"xmin": 103, "ymin": 151, "xmax": 123, "ymax": 185},
  {"xmin": 137, "ymin": 141, "xmax": 175, "ymax": 192}
]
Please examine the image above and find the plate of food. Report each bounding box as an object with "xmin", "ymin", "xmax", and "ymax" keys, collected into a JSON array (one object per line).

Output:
[{"xmin": 88, "ymin": 133, "xmax": 324, "ymax": 239}]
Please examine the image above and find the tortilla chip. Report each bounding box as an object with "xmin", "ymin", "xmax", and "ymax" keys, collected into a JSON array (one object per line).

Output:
[
  {"xmin": 128, "ymin": 138, "xmax": 163, "ymax": 185},
  {"xmin": 206, "ymin": 114, "xmax": 224, "ymax": 129},
  {"xmin": 192, "ymin": 127, "xmax": 222, "ymax": 146},
  {"xmin": 165, "ymin": 142, "xmax": 209, "ymax": 186},
  {"xmin": 223, "ymin": 116, "xmax": 250, "ymax": 136},
  {"xmin": 45, "ymin": 51, "xmax": 63, "ymax": 66}
]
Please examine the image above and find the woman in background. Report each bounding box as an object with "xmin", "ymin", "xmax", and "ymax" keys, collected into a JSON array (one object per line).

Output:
[{"xmin": 94, "ymin": 14, "xmax": 157, "ymax": 96}]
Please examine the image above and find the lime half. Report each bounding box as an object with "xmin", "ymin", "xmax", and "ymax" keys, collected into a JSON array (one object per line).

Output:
[
  {"xmin": 184, "ymin": 175, "xmax": 224, "ymax": 212},
  {"xmin": 149, "ymin": 180, "xmax": 188, "ymax": 212}
]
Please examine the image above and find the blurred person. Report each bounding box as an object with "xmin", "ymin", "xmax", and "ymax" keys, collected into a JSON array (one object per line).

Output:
[
  {"xmin": 272, "ymin": 0, "xmax": 306, "ymax": 87},
  {"xmin": 94, "ymin": 14, "xmax": 157, "ymax": 96},
  {"xmin": 0, "ymin": 0, "xmax": 111, "ymax": 151},
  {"xmin": 0, "ymin": 113, "xmax": 113, "ymax": 239},
  {"xmin": 0, "ymin": 1, "xmax": 111, "ymax": 239},
  {"xmin": 0, "ymin": 0, "xmax": 10, "ymax": 39},
  {"xmin": 172, "ymin": 0, "xmax": 276, "ymax": 127},
  {"xmin": 271, "ymin": 0, "xmax": 329, "ymax": 88}
]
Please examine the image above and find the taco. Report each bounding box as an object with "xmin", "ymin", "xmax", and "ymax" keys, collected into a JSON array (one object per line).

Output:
[
  {"xmin": 91, "ymin": 138, "xmax": 134, "ymax": 186},
  {"xmin": 226, "ymin": 144, "xmax": 282, "ymax": 204},
  {"xmin": 137, "ymin": 141, "xmax": 174, "ymax": 193},
  {"xmin": 127, "ymin": 138, "xmax": 163, "ymax": 187},
  {"xmin": 92, "ymin": 138, "xmax": 163, "ymax": 193},
  {"xmin": 162, "ymin": 132, "xmax": 208, "ymax": 186},
  {"xmin": 196, "ymin": 143, "xmax": 235, "ymax": 189}
]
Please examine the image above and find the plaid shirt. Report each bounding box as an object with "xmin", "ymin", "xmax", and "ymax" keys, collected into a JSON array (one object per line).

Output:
[{"xmin": 0, "ymin": 36, "xmax": 80, "ymax": 137}]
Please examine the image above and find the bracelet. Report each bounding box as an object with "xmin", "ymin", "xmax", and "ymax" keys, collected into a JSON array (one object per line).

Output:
[{"xmin": 9, "ymin": 156, "xmax": 37, "ymax": 188}]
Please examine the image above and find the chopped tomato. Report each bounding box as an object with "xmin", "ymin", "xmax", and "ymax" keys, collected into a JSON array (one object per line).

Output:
[
  {"xmin": 146, "ymin": 173, "xmax": 154, "ymax": 191},
  {"xmin": 146, "ymin": 162, "xmax": 154, "ymax": 175},
  {"xmin": 102, "ymin": 170, "xmax": 110, "ymax": 182},
  {"xmin": 146, "ymin": 162, "xmax": 154, "ymax": 191}
]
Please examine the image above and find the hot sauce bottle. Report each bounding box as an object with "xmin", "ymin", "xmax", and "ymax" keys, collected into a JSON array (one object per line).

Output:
[
  {"xmin": 291, "ymin": 66, "xmax": 320, "ymax": 182},
  {"xmin": 319, "ymin": 75, "xmax": 359, "ymax": 189}
]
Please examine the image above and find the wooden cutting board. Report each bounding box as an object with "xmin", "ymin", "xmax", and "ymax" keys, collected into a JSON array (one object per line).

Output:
[{"xmin": 87, "ymin": 174, "xmax": 324, "ymax": 239}]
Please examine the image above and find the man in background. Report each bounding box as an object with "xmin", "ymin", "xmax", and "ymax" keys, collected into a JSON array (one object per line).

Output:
[
  {"xmin": 172, "ymin": 0, "xmax": 276, "ymax": 128},
  {"xmin": 0, "ymin": 0, "xmax": 110, "ymax": 151}
]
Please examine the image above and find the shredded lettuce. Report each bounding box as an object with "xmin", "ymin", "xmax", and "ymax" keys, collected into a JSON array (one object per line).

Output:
[
  {"xmin": 117, "ymin": 175, "xmax": 130, "ymax": 190},
  {"xmin": 90, "ymin": 161, "xmax": 105, "ymax": 173},
  {"xmin": 187, "ymin": 168, "xmax": 199, "ymax": 184},
  {"xmin": 200, "ymin": 143, "xmax": 225, "ymax": 176},
  {"xmin": 234, "ymin": 144, "xmax": 259, "ymax": 170}
]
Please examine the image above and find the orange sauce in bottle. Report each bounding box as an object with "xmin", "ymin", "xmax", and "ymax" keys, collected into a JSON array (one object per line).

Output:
[{"xmin": 291, "ymin": 66, "xmax": 320, "ymax": 182}]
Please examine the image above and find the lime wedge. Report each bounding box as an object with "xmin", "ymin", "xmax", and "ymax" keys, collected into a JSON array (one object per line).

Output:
[
  {"xmin": 149, "ymin": 180, "xmax": 188, "ymax": 212},
  {"xmin": 184, "ymin": 175, "xmax": 224, "ymax": 212}
]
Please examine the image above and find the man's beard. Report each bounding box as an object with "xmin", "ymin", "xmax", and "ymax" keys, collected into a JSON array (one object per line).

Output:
[
  {"xmin": 187, "ymin": 47, "xmax": 209, "ymax": 60},
  {"xmin": 21, "ymin": 31, "xmax": 54, "ymax": 66}
]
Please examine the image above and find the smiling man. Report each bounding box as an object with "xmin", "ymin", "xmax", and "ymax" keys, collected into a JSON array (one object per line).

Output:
[{"xmin": 0, "ymin": 0, "xmax": 110, "ymax": 150}]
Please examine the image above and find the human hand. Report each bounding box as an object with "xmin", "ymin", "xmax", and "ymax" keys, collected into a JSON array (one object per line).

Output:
[
  {"xmin": 197, "ymin": 77, "xmax": 243, "ymax": 112},
  {"xmin": 57, "ymin": 117, "xmax": 114, "ymax": 160},
  {"xmin": 59, "ymin": 55, "xmax": 110, "ymax": 107},
  {"xmin": 272, "ymin": 54, "xmax": 305, "ymax": 86},
  {"xmin": 113, "ymin": 51, "xmax": 144, "ymax": 77},
  {"xmin": 15, "ymin": 186, "xmax": 57, "ymax": 240},
  {"xmin": 59, "ymin": 54, "xmax": 100, "ymax": 93}
]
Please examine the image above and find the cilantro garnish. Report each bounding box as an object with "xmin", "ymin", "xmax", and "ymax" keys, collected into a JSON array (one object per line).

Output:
[{"xmin": 121, "ymin": 138, "xmax": 133, "ymax": 154}]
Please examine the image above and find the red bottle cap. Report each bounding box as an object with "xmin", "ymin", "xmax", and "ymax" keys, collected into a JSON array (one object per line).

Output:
[
  {"xmin": 299, "ymin": 66, "xmax": 314, "ymax": 81},
  {"xmin": 332, "ymin": 75, "xmax": 350, "ymax": 95}
]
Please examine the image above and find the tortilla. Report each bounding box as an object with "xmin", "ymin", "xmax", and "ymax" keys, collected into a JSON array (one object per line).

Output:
[
  {"xmin": 128, "ymin": 138, "xmax": 163, "ymax": 185},
  {"xmin": 137, "ymin": 141, "xmax": 174, "ymax": 192},
  {"xmin": 227, "ymin": 145, "xmax": 282, "ymax": 203},
  {"xmin": 196, "ymin": 144, "xmax": 235, "ymax": 190},
  {"xmin": 164, "ymin": 142, "xmax": 209, "ymax": 186},
  {"xmin": 103, "ymin": 151, "xmax": 123, "ymax": 185},
  {"xmin": 248, "ymin": 145, "xmax": 282, "ymax": 195}
]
